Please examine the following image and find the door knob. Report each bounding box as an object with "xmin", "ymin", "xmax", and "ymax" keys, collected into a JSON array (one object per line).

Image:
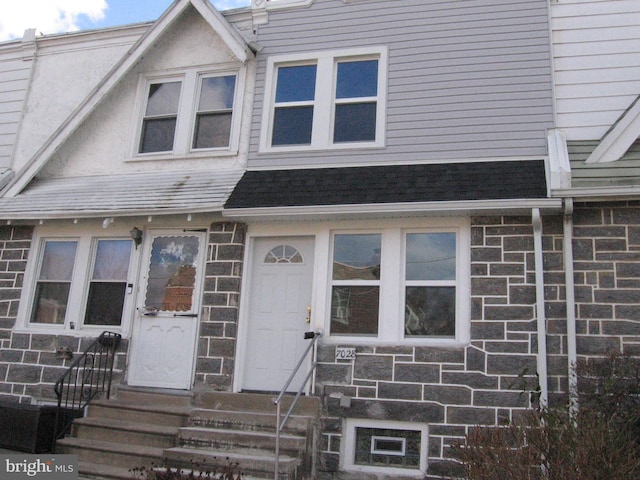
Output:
[{"xmin": 305, "ymin": 306, "xmax": 311, "ymax": 323}]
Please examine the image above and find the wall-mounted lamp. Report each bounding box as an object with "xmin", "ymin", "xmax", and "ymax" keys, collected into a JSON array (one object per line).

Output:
[{"xmin": 130, "ymin": 227, "xmax": 143, "ymax": 249}]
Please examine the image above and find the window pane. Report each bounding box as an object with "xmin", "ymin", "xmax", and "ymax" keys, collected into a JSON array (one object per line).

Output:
[
  {"xmin": 333, "ymin": 234, "xmax": 381, "ymax": 280},
  {"xmin": 31, "ymin": 283, "xmax": 71, "ymax": 324},
  {"xmin": 193, "ymin": 112, "xmax": 232, "ymax": 149},
  {"xmin": 355, "ymin": 427, "xmax": 421, "ymax": 469},
  {"xmin": 336, "ymin": 60, "xmax": 378, "ymax": 99},
  {"xmin": 84, "ymin": 283, "xmax": 126, "ymax": 326},
  {"xmin": 140, "ymin": 117, "xmax": 177, "ymax": 153},
  {"xmin": 198, "ymin": 76, "xmax": 235, "ymax": 111},
  {"xmin": 405, "ymin": 286, "xmax": 455, "ymax": 337},
  {"xmin": 145, "ymin": 82, "xmax": 181, "ymax": 116},
  {"xmin": 275, "ymin": 65, "xmax": 317, "ymax": 102},
  {"xmin": 333, "ymin": 102, "xmax": 376, "ymax": 143},
  {"xmin": 331, "ymin": 286, "xmax": 379, "ymax": 335},
  {"xmin": 39, "ymin": 241, "xmax": 77, "ymax": 281},
  {"xmin": 272, "ymin": 106, "xmax": 313, "ymax": 145},
  {"xmin": 406, "ymin": 233, "xmax": 456, "ymax": 281},
  {"xmin": 93, "ymin": 240, "xmax": 132, "ymax": 280},
  {"xmin": 145, "ymin": 236, "xmax": 200, "ymax": 312}
]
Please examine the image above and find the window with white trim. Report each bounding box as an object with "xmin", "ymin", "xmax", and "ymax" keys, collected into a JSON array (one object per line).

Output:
[
  {"xmin": 136, "ymin": 68, "xmax": 240, "ymax": 156},
  {"xmin": 23, "ymin": 230, "xmax": 137, "ymax": 332},
  {"xmin": 328, "ymin": 224, "xmax": 469, "ymax": 343},
  {"xmin": 343, "ymin": 419, "xmax": 428, "ymax": 475},
  {"xmin": 261, "ymin": 47, "xmax": 387, "ymax": 151}
]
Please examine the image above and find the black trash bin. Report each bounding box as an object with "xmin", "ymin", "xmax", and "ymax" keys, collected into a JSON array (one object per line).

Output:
[{"xmin": 0, "ymin": 401, "xmax": 58, "ymax": 453}]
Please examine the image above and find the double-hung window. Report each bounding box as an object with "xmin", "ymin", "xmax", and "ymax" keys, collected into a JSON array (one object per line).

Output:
[
  {"xmin": 24, "ymin": 229, "xmax": 137, "ymax": 333},
  {"xmin": 137, "ymin": 69, "xmax": 239, "ymax": 156},
  {"xmin": 262, "ymin": 47, "xmax": 387, "ymax": 151},
  {"xmin": 328, "ymin": 223, "xmax": 469, "ymax": 344}
]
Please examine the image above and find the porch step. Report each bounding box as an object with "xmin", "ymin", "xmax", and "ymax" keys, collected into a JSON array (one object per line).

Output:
[
  {"xmin": 165, "ymin": 446, "xmax": 301, "ymax": 480},
  {"xmin": 56, "ymin": 388, "xmax": 191, "ymax": 479},
  {"xmin": 71, "ymin": 417, "xmax": 178, "ymax": 448},
  {"xmin": 177, "ymin": 426, "xmax": 306, "ymax": 455},
  {"xmin": 58, "ymin": 437, "xmax": 163, "ymax": 470},
  {"xmin": 61, "ymin": 389, "xmax": 320, "ymax": 480}
]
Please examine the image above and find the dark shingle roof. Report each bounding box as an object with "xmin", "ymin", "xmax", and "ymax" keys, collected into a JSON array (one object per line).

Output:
[{"xmin": 225, "ymin": 160, "xmax": 547, "ymax": 209}]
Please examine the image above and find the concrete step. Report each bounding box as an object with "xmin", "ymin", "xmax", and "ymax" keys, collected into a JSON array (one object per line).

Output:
[
  {"xmin": 196, "ymin": 391, "xmax": 321, "ymax": 416},
  {"xmin": 177, "ymin": 425, "xmax": 306, "ymax": 456},
  {"xmin": 165, "ymin": 446, "xmax": 300, "ymax": 480},
  {"xmin": 57, "ymin": 437, "xmax": 163, "ymax": 470},
  {"xmin": 189, "ymin": 408, "xmax": 311, "ymax": 434},
  {"xmin": 87, "ymin": 399, "xmax": 191, "ymax": 427},
  {"xmin": 72, "ymin": 416, "xmax": 178, "ymax": 448},
  {"xmin": 77, "ymin": 462, "xmax": 132, "ymax": 480},
  {"xmin": 114, "ymin": 386, "xmax": 194, "ymax": 408}
]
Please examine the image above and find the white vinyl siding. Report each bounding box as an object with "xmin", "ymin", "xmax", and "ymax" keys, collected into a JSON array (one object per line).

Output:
[{"xmin": 552, "ymin": 0, "xmax": 640, "ymax": 141}]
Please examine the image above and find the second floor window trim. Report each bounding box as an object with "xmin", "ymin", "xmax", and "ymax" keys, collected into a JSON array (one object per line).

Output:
[
  {"xmin": 260, "ymin": 46, "xmax": 388, "ymax": 153},
  {"xmin": 133, "ymin": 65, "xmax": 243, "ymax": 159}
]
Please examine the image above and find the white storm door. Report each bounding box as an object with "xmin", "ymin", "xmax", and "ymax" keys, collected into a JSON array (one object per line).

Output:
[
  {"xmin": 242, "ymin": 237, "xmax": 315, "ymax": 392},
  {"xmin": 128, "ymin": 231, "xmax": 205, "ymax": 389}
]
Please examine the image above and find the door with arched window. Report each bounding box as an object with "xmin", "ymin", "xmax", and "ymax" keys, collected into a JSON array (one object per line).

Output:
[{"xmin": 242, "ymin": 237, "xmax": 315, "ymax": 392}]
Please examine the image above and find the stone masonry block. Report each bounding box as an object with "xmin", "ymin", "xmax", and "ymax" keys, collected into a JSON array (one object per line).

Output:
[
  {"xmin": 394, "ymin": 363, "xmax": 440, "ymax": 383},
  {"xmin": 423, "ymin": 385, "xmax": 472, "ymax": 405},
  {"xmin": 353, "ymin": 355, "xmax": 393, "ymax": 381}
]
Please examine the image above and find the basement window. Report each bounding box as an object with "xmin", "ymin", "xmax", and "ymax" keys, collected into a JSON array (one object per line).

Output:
[{"xmin": 343, "ymin": 419, "xmax": 428, "ymax": 475}]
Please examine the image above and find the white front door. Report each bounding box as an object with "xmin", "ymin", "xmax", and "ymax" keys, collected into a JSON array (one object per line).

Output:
[
  {"xmin": 242, "ymin": 237, "xmax": 315, "ymax": 392},
  {"xmin": 127, "ymin": 230, "xmax": 205, "ymax": 389}
]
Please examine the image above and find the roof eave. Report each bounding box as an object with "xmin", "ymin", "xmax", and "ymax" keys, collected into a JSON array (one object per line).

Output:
[{"xmin": 223, "ymin": 198, "xmax": 563, "ymax": 222}]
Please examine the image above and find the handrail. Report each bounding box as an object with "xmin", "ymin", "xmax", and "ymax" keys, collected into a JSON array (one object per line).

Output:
[
  {"xmin": 52, "ymin": 331, "xmax": 121, "ymax": 452},
  {"xmin": 274, "ymin": 330, "xmax": 321, "ymax": 480}
]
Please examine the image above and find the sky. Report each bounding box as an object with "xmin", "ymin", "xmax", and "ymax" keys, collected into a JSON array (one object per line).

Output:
[{"xmin": 0, "ymin": 0, "xmax": 251, "ymax": 42}]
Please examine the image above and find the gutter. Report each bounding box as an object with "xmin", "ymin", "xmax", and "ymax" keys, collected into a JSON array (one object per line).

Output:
[
  {"xmin": 532, "ymin": 208, "xmax": 549, "ymax": 407},
  {"xmin": 564, "ymin": 198, "xmax": 578, "ymax": 415},
  {"xmin": 224, "ymin": 198, "xmax": 563, "ymax": 222}
]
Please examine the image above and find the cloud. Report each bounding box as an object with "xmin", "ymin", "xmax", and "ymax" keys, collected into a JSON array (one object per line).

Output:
[{"xmin": 0, "ymin": 0, "xmax": 107, "ymax": 41}]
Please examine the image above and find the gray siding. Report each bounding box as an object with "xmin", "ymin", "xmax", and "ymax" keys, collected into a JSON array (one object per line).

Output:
[
  {"xmin": 569, "ymin": 141, "xmax": 640, "ymax": 187},
  {"xmin": 249, "ymin": 0, "xmax": 554, "ymax": 169},
  {"xmin": 0, "ymin": 47, "xmax": 32, "ymax": 168}
]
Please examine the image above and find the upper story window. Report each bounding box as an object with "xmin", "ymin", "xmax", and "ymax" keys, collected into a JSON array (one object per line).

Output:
[
  {"xmin": 136, "ymin": 68, "xmax": 240, "ymax": 157},
  {"xmin": 261, "ymin": 47, "xmax": 387, "ymax": 152}
]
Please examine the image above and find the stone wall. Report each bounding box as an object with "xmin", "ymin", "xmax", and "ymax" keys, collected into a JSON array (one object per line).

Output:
[
  {"xmin": 0, "ymin": 221, "xmax": 246, "ymax": 404},
  {"xmin": 195, "ymin": 221, "xmax": 245, "ymax": 391},
  {"xmin": 572, "ymin": 202, "xmax": 640, "ymax": 359},
  {"xmin": 315, "ymin": 214, "xmax": 567, "ymax": 479}
]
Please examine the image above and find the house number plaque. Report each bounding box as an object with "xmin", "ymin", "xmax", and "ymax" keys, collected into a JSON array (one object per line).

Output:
[{"xmin": 335, "ymin": 347, "xmax": 356, "ymax": 361}]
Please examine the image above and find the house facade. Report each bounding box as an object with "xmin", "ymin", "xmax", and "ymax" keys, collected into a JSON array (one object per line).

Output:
[
  {"xmin": 226, "ymin": 0, "xmax": 561, "ymax": 478},
  {"xmin": 0, "ymin": 0, "xmax": 257, "ymax": 402},
  {"xmin": 0, "ymin": 0, "xmax": 638, "ymax": 478}
]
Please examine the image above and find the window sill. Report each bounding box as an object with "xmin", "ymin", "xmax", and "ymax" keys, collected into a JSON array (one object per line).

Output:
[
  {"xmin": 127, "ymin": 149, "xmax": 239, "ymax": 162},
  {"xmin": 258, "ymin": 142, "xmax": 386, "ymax": 155},
  {"xmin": 13, "ymin": 326, "xmax": 125, "ymax": 338},
  {"xmin": 321, "ymin": 335, "xmax": 468, "ymax": 348}
]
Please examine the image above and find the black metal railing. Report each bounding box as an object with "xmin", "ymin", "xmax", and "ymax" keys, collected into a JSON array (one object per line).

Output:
[
  {"xmin": 274, "ymin": 330, "xmax": 321, "ymax": 480},
  {"xmin": 52, "ymin": 331, "xmax": 121, "ymax": 452}
]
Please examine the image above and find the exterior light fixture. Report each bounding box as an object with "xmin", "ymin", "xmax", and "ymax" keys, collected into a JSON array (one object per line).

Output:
[{"xmin": 130, "ymin": 227, "xmax": 143, "ymax": 249}]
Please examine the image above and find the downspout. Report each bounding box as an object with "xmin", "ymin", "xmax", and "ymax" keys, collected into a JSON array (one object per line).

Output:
[
  {"xmin": 532, "ymin": 208, "xmax": 549, "ymax": 407},
  {"xmin": 564, "ymin": 198, "xmax": 578, "ymax": 415}
]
